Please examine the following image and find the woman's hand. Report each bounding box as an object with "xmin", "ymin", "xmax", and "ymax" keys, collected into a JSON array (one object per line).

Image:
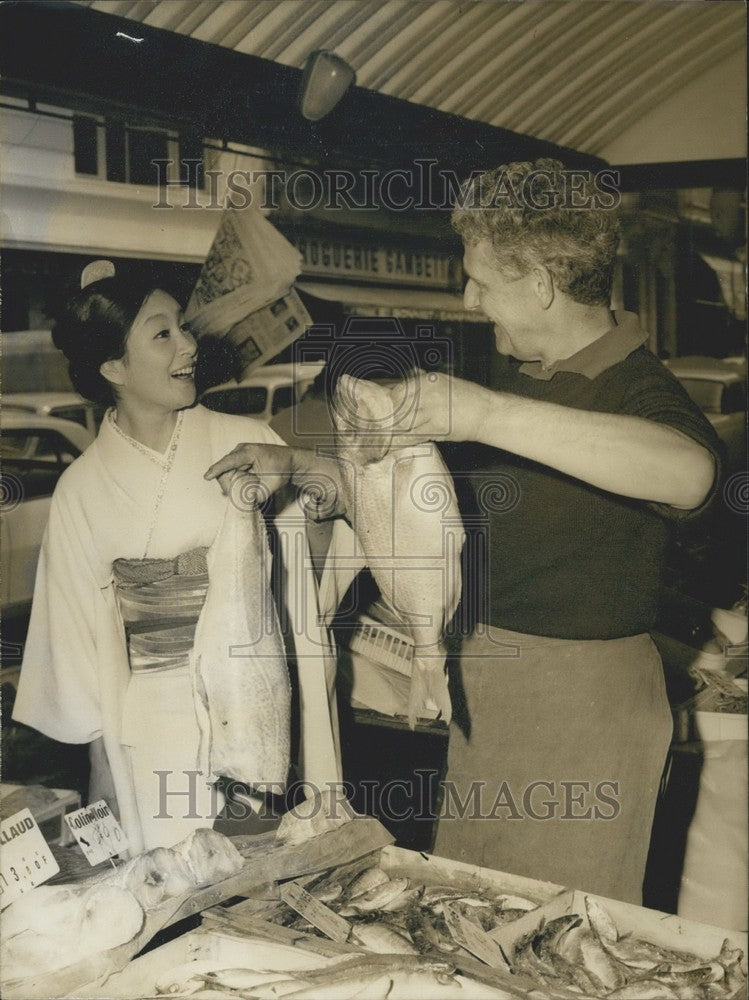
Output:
[
  {"xmin": 289, "ymin": 450, "xmax": 348, "ymax": 522},
  {"xmin": 205, "ymin": 443, "xmax": 294, "ymax": 501},
  {"xmin": 205, "ymin": 444, "xmax": 346, "ymax": 521}
]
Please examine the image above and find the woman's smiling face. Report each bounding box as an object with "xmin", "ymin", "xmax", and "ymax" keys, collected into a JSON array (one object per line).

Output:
[{"xmin": 103, "ymin": 290, "xmax": 197, "ymax": 413}]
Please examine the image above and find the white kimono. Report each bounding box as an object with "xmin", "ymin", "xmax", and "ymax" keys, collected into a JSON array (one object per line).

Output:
[{"xmin": 13, "ymin": 404, "xmax": 342, "ymax": 854}]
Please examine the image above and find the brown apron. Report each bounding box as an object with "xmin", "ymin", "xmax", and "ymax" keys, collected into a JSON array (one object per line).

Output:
[{"xmin": 433, "ymin": 626, "xmax": 673, "ymax": 904}]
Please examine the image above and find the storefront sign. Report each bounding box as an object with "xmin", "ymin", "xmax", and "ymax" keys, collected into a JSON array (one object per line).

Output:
[
  {"xmin": 63, "ymin": 799, "xmax": 128, "ymax": 865},
  {"xmin": 292, "ymin": 235, "xmax": 460, "ymax": 289},
  {"xmin": 0, "ymin": 808, "xmax": 60, "ymax": 908}
]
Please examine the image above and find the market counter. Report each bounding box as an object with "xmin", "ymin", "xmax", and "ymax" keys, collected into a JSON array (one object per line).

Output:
[{"xmin": 3, "ymin": 813, "xmax": 747, "ymax": 999}]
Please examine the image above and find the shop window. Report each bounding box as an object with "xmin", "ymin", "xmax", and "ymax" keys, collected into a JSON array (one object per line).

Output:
[
  {"xmin": 127, "ymin": 128, "xmax": 170, "ymax": 186},
  {"xmin": 73, "ymin": 116, "xmax": 204, "ymax": 189}
]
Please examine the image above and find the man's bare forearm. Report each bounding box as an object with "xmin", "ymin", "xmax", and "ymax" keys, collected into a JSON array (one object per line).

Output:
[{"xmin": 468, "ymin": 388, "xmax": 715, "ymax": 509}]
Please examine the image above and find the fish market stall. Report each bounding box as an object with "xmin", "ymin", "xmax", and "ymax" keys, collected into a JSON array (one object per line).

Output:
[
  {"xmin": 0, "ymin": 801, "xmax": 393, "ymax": 999},
  {"xmin": 3, "ymin": 805, "xmax": 746, "ymax": 1000}
]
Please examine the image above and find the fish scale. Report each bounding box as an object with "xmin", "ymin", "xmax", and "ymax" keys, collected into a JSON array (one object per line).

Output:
[{"xmin": 190, "ymin": 475, "xmax": 291, "ymax": 788}]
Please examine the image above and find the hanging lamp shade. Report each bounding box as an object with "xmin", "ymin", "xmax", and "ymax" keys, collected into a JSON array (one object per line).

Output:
[{"xmin": 299, "ymin": 50, "xmax": 356, "ymax": 122}]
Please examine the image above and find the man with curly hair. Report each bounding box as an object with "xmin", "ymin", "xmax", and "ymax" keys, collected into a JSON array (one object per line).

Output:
[{"xmin": 409, "ymin": 159, "xmax": 722, "ymax": 903}]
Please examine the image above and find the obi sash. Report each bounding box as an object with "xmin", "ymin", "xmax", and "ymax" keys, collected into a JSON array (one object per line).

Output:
[{"xmin": 113, "ymin": 548, "xmax": 209, "ymax": 673}]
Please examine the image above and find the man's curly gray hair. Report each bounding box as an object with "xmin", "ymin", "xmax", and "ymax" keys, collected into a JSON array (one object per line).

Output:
[{"xmin": 451, "ymin": 158, "xmax": 620, "ymax": 307}]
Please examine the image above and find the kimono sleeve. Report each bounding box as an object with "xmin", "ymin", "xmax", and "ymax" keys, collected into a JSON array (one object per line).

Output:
[{"xmin": 12, "ymin": 481, "xmax": 106, "ymax": 744}]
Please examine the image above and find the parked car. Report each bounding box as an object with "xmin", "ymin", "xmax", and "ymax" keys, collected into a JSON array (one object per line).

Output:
[
  {"xmin": 199, "ymin": 362, "xmax": 324, "ymax": 422},
  {"xmin": 3, "ymin": 391, "xmax": 105, "ymax": 438},
  {"xmin": 663, "ymin": 356, "xmax": 747, "ymax": 474},
  {"xmin": 1, "ymin": 413, "xmax": 94, "ymax": 622}
]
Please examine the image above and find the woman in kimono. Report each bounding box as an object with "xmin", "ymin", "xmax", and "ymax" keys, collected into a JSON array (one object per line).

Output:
[{"xmin": 12, "ymin": 267, "xmax": 297, "ymax": 855}]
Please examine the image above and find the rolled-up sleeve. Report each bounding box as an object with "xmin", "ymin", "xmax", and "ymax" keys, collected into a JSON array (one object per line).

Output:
[{"xmin": 621, "ymin": 368, "xmax": 724, "ymax": 521}]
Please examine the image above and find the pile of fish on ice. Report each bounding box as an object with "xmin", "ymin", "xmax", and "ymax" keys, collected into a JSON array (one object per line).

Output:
[
  {"xmin": 507, "ymin": 896, "xmax": 746, "ymax": 1000},
  {"xmin": 259, "ymin": 860, "xmax": 747, "ymax": 1000},
  {"xmin": 282, "ymin": 862, "xmax": 539, "ymax": 957}
]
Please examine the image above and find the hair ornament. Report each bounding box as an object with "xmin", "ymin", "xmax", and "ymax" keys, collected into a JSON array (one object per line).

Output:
[{"xmin": 81, "ymin": 259, "xmax": 116, "ymax": 289}]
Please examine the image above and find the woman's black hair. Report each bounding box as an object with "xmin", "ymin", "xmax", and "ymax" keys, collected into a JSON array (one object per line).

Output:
[{"xmin": 52, "ymin": 276, "xmax": 159, "ymax": 407}]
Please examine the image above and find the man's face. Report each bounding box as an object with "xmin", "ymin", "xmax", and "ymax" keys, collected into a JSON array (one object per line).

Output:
[{"xmin": 462, "ymin": 240, "xmax": 544, "ymax": 361}]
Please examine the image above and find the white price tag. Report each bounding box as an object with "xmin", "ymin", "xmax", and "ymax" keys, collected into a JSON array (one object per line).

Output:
[
  {"xmin": 279, "ymin": 882, "xmax": 352, "ymax": 943},
  {"xmin": 63, "ymin": 800, "xmax": 128, "ymax": 865},
  {"xmin": 0, "ymin": 808, "xmax": 60, "ymax": 908}
]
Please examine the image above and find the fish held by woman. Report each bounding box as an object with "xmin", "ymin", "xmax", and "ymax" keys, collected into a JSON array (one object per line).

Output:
[{"xmin": 191, "ymin": 473, "xmax": 291, "ymax": 789}]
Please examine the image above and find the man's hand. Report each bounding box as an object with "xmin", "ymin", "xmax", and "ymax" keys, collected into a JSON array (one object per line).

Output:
[
  {"xmin": 205, "ymin": 443, "xmax": 346, "ymax": 521},
  {"xmin": 387, "ymin": 369, "xmax": 492, "ymax": 444}
]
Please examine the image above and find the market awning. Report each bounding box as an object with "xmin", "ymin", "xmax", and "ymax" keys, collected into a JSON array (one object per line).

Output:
[{"xmin": 296, "ymin": 281, "xmax": 484, "ymax": 323}]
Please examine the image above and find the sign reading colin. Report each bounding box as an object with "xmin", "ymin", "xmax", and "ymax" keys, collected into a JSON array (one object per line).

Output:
[{"xmin": 64, "ymin": 800, "xmax": 128, "ymax": 866}]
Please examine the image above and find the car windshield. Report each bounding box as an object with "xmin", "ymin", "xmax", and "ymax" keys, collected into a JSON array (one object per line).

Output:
[
  {"xmin": 1, "ymin": 431, "xmax": 32, "ymax": 459},
  {"xmin": 1, "ymin": 429, "xmax": 81, "ymax": 464},
  {"xmin": 48, "ymin": 405, "xmax": 86, "ymax": 427}
]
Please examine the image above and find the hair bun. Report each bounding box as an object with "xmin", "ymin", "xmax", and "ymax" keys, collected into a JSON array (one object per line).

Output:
[{"xmin": 81, "ymin": 259, "xmax": 116, "ymax": 289}]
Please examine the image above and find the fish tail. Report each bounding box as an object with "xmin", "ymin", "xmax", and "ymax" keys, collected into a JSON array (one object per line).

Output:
[{"xmin": 409, "ymin": 657, "xmax": 453, "ymax": 728}]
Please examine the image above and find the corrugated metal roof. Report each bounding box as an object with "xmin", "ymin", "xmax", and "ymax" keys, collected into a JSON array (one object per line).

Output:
[{"xmin": 75, "ymin": 0, "xmax": 745, "ymax": 157}]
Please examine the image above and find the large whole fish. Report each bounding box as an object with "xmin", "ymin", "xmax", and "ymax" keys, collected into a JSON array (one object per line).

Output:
[
  {"xmin": 190, "ymin": 475, "xmax": 291, "ymax": 789},
  {"xmin": 332, "ymin": 374, "xmax": 464, "ymax": 727}
]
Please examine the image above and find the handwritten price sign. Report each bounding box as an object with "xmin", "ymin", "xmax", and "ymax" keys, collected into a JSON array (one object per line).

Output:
[
  {"xmin": 0, "ymin": 808, "xmax": 60, "ymax": 908},
  {"xmin": 63, "ymin": 800, "xmax": 128, "ymax": 865}
]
